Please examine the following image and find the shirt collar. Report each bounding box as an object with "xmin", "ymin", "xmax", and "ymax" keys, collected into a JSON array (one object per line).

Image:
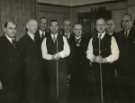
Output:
[
  {"xmin": 98, "ymin": 32, "xmax": 106, "ymax": 39},
  {"xmin": 5, "ymin": 34, "xmax": 13, "ymax": 44},
  {"xmin": 51, "ymin": 33, "xmax": 58, "ymax": 38},
  {"xmin": 27, "ymin": 31, "xmax": 35, "ymax": 41},
  {"xmin": 39, "ymin": 30, "xmax": 45, "ymax": 37},
  {"xmin": 75, "ymin": 35, "xmax": 81, "ymax": 40},
  {"xmin": 64, "ymin": 32, "xmax": 71, "ymax": 39}
]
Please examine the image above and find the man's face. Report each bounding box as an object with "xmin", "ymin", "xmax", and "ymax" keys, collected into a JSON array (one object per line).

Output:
[
  {"xmin": 5, "ymin": 22, "xmax": 16, "ymax": 39},
  {"xmin": 27, "ymin": 20, "xmax": 38, "ymax": 34},
  {"xmin": 96, "ymin": 18, "xmax": 106, "ymax": 33},
  {"xmin": 121, "ymin": 15, "xmax": 133, "ymax": 30},
  {"xmin": 39, "ymin": 18, "xmax": 47, "ymax": 31},
  {"xmin": 106, "ymin": 20, "xmax": 115, "ymax": 34},
  {"xmin": 63, "ymin": 20, "xmax": 71, "ymax": 33},
  {"xmin": 73, "ymin": 24, "xmax": 82, "ymax": 37},
  {"xmin": 50, "ymin": 21, "xmax": 59, "ymax": 34}
]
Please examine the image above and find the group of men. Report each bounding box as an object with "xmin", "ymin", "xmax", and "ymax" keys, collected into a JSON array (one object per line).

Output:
[{"xmin": 0, "ymin": 13, "xmax": 135, "ymax": 103}]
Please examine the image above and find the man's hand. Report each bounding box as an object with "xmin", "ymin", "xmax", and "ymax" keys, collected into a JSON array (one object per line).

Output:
[
  {"xmin": 53, "ymin": 53, "xmax": 61, "ymax": 60},
  {"xmin": 0, "ymin": 81, "xmax": 3, "ymax": 90},
  {"xmin": 102, "ymin": 58, "xmax": 108, "ymax": 63},
  {"xmin": 95, "ymin": 56, "xmax": 104, "ymax": 64}
]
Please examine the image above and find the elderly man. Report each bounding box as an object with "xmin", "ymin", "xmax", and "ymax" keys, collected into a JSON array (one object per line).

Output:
[
  {"xmin": 0, "ymin": 21, "xmax": 24, "ymax": 103},
  {"xmin": 18, "ymin": 19, "xmax": 44, "ymax": 103},
  {"xmin": 69, "ymin": 23, "xmax": 89, "ymax": 101},
  {"xmin": 87, "ymin": 17, "xmax": 119, "ymax": 103},
  {"xmin": 116, "ymin": 14, "xmax": 135, "ymax": 76},
  {"xmin": 116, "ymin": 14, "xmax": 135, "ymax": 103}
]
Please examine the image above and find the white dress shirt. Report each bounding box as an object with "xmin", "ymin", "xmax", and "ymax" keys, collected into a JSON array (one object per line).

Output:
[
  {"xmin": 86, "ymin": 33, "xmax": 120, "ymax": 63},
  {"xmin": 64, "ymin": 32, "xmax": 71, "ymax": 39},
  {"xmin": 27, "ymin": 31, "xmax": 35, "ymax": 41},
  {"xmin": 98, "ymin": 32, "xmax": 106, "ymax": 39},
  {"xmin": 5, "ymin": 34, "xmax": 14, "ymax": 44},
  {"xmin": 39, "ymin": 30, "xmax": 46, "ymax": 38},
  {"xmin": 41, "ymin": 35, "xmax": 70, "ymax": 60},
  {"xmin": 51, "ymin": 33, "xmax": 58, "ymax": 42}
]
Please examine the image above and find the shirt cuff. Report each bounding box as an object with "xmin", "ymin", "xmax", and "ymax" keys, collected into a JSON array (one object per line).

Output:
[{"xmin": 58, "ymin": 51, "xmax": 65, "ymax": 58}]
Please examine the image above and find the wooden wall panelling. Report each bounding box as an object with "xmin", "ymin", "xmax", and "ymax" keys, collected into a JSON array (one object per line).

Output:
[{"xmin": 0, "ymin": 0, "xmax": 36, "ymax": 39}]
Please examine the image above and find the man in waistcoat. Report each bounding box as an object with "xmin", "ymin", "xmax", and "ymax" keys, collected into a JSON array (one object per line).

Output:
[
  {"xmin": 41, "ymin": 20, "xmax": 70, "ymax": 103},
  {"xmin": 86, "ymin": 17, "xmax": 120, "ymax": 103}
]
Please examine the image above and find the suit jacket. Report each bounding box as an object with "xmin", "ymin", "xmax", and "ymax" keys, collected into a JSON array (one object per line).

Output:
[
  {"xmin": 59, "ymin": 28, "xmax": 73, "ymax": 41},
  {"xmin": 69, "ymin": 35, "xmax": 89, "ymax": 86},
  {"xmin": 18, "ymin": 33, "xmax": 43, "ymax": 103},
  {"xmin": 35, "ymin": 30, "xmax": 49, "ymax": 48},
  {"xmin": 116, "ymin": 27, "xmax": 135, "ymax": 76},
  {"xmin": 35, "ymin": 30, "xmax": 50, "ymax": 98},
  {"xmin": 0, "ymin": 36, "xmax": 24, "ymax": 103}
]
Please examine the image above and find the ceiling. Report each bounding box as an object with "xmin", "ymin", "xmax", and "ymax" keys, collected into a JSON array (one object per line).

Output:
[{"xmin": 37, "ymin": 0, "xmax": 118, "ymax": 6}]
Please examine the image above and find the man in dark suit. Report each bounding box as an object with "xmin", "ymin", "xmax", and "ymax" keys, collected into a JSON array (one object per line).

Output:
[
  {"xmin": 115, "ymin": 14, "xmax": 135, "ymax": 103},
  {"xmin": 0, "ymin": 21, "xmax": 24, "ymax": 103},
  {"xmin": 41, "ymin": 20, "xmax": 70, "ymax": 103},
  {"xmin": 106, "ymin": 19, "xmax": 120, "ymax": 76},
  {"xmin": 69, "ymin": 24, "xmax": 90, "ymax": 102},
  {"xmin": 61, "ymin": 19, "xmax": 72, "ymax": 40},
  {"xmin": 60, "ymin": 19, "xmax": 73, "ymax": 87},
  {"xmin": 35, "ymin": 17, "xmax": 49, "ymax": 101},
  {"xmin": 118, "ymin": 14, "xmax": 135, "ymax": 74},
  {"xmin": 18, "ymin": 19, "xmax": 44, "ymax": 103},
  {"xmin": 35, "ymin": 17, "xmax": 49, "ymax": 48}
]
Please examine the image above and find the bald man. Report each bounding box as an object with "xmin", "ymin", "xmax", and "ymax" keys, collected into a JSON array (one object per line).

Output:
[
  {"xmin": 115, "ymin": 14, "xmax": 135, "ymax": 103},
  {"xmin": 18, "ymin": 19, "xmax": 44, "ymax": 103}
]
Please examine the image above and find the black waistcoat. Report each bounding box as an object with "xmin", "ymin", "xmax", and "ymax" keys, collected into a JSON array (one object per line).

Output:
[
  {"xmin": 46, "ymin": 34, "xmax": 64, "ymax": 55},
  {"xmin": 92, "ymin": 34, "xmax": 112, "ymax": 58}
]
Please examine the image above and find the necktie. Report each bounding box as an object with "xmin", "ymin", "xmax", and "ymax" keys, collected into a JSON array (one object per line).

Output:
[
  {"xmin": 125, "ymin": 31, "xmax": 129, "ymax": 38},
  {"xmin": 41, "ymin": 31, "xmax": 45, "ymax": 38},
  {"xmin": 76, "ymin": 38, "xmax": 81, "ymax": 47},
  {"xmin": 98, "ymin": 33, "xmax": 102, "ymax": 39},
  {"xmin": 53, "ymin": 35, "xmax": 56, "ymax": 43}
]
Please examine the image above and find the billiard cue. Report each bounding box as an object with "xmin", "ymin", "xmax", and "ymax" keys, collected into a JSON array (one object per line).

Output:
[
  {"xmin": 56, "ymin": 39, "xmax": 59, "ymax": 98},
  {"xmin": 99, "ymin": 36, "xmax": 104, "ymax": 103}
]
